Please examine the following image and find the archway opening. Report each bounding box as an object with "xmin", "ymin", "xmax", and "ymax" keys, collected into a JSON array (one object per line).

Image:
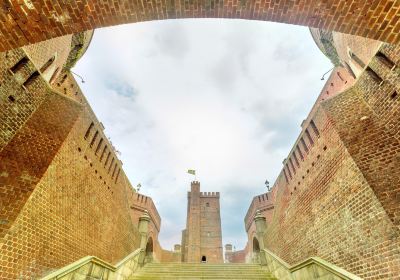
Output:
[
  {"xmin": 201, "ymin": 256, "xmax": 207, "ymax": 263},
  {"xmin": 252, "ymin": 237, "xmax": 261, "ymax": 263},
  {"xmin": 253, "ymin": 237, "xmax": 260, "ymax": 253},
  {"xmin": 145, "ymin": 237, "xmax": 154, "ymax": 263}
]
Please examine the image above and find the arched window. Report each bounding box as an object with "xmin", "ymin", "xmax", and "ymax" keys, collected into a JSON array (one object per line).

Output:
[{"xmin": 201, "ymin": 256, "xmax": 207, "ymax": 262}]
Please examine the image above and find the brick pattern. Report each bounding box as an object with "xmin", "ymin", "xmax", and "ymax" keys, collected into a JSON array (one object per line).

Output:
[
  {"xmin": 0, "ymin": 0, "xmax": 399, "ymax": 52},
  {"xmin": 325, "ymin": 43, "xmax": 400, "ymax": 229},
  {"xmin": 0, "ymin": 42, "xmax": 160, "ymax": 279},
  {"xmin": 263, "ymin": 43, "xmax": 400, "ymax": 279}
]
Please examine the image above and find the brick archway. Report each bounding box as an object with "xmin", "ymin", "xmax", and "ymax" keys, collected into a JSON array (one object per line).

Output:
[{"xmin": 1, "ymin": 0, "xmax": 399, "ymax": 52}]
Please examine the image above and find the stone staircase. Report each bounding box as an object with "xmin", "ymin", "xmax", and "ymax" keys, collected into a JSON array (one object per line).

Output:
[{"xmin": 129, "ymin": 263, "xmax": 277, "ymax": 279}]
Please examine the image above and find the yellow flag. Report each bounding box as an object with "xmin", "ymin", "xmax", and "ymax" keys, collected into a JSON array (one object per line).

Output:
[{"xmin": 187, "ymin": 169, "xmax": 196, "ymax": 175}]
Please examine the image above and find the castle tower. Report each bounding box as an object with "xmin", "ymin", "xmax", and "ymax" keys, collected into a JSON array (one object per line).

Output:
[{"xmin": 182, "ymin": 181, "xmax": 223, "ymax": 263}]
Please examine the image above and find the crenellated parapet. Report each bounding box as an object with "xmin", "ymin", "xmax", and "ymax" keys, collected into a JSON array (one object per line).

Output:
[{"xmin": 200, "ymin": 192, "xmax": 220, "ymax": 198}]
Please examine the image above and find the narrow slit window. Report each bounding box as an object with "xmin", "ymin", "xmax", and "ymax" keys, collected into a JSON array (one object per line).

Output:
[
  {"xmin": 104, "ymin": 152, "xmax": 111, "ymax": 167},
  {"xmin": 301, "ymin": 137, "xmax": 309, "ymax": 153},
  {"xmin": 286, "ymin": 164, "xmax": 292, "ymax": 179},
  {"xmin": 376, "ymin": 51, "xmax": 395, "ymax": 69},
  {"xmin": 283, "ymin": 169, "xmax": 289, "ymax": 183},
  {"xmin": 344, "ymin": 62, "xmax": 357, "ymax": 79},
  {"xmin": 297, "ymin": 145, "xmax": 304, "ymax": 160},
  {"xmin": 115, "ymin": 169, "xmax": 120, "ymax": 183},
  {"xmin": 100, "ymin": 145, "xmax": 107, "ymax": 161},
  {"xmin": 49, "ymin": 67, "xmax": 60, "ymax": 84},
  {"xmin": 337, "ymin": 71, "xmax": 344, "ymax": 81},
  {"xmin": 95, "ymin": 138, "xmax": 103, "ymax": 155},
  {"xmin": 366, "ymin": 67, "xmax": 383, "ymax": 84},
  {"xmin": 90, "ymin": 131, "xmax": 99, "ymax": 148},
  {"xmin": 305, "ymin": 129, "xmax": 314, "ymax": 146},
  {"xmin": 40, "ymin": 56, "xmax": 55, "ymax": 73},
  {"xmin": 310, "ymin": 120, "xmax": 320, "ymax": 138},
  {"xmin": 289, "ymin": 158, "xmax": 296, "ymax": 174},
  {"xmin": 84, "ymin": 122, "xmax": 94, "ymax": 139},
  {"xmin": 349, "ymin": 52, "xmax": 366, "ymax": 68},
  {"xmin": 23, "ymin": 71, "xmax": 40, "ymax": 87},
  {"xmin": 112, "ymin": 163, "xmax": 117, "ymax": 178},
  {"xmin": 108, "ymin": 158, "xmax": 115, "ymax": 173},
  {"xmin": 10, "ymin": 57, "xmax": 29, "ymax": 73},
  {"xmin": 293, "ymin": 152, "xmax": 300, "ymax": 167}
]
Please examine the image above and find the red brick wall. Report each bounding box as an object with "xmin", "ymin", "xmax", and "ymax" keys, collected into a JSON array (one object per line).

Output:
[
  {"xmin": 263, "ymin": 43, "xmax": 400, "ymax": 279},
  {"xmin": 0, "ymin": 45, "xmax": 161, "ymax": 279},
  {"xmin": 0, "ymin": 0, "xmax": 399, "ymax": 52},
  {"xmin": 225, "ymin": 249, "xmax": 246, "ymax": 263}
]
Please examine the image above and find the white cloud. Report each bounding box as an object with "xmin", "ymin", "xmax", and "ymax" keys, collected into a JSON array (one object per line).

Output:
[{"xmin": 74, "ymin": 19, "xmax": 332, "ymax": 250}]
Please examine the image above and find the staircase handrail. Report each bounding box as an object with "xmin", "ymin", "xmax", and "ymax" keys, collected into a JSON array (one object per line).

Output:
[
  {"xmin": 262, "ymin": 248, "xmax": 363, "ymax": 280},
  {"xmin": 41, "ymin": 248, "xmax": 143, "ymax": 280}
]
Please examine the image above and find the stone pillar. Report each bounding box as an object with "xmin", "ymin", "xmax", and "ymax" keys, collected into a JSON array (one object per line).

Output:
[
  {"xmin": 138, "ymin": 210, "xmax": 151, "ymax": 265},
  {"xmin": 254, "ymin": 210, "xmax": 267, "ymax": 265}
]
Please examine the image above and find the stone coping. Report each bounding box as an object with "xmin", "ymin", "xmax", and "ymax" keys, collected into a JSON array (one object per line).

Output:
[
  {"xmin": 41, "ymin": 248, "xmax": 143, "ymax": 280},
  {"xmin": 263, "ymin": 249, "xmax": 363, "ymax": 280}
]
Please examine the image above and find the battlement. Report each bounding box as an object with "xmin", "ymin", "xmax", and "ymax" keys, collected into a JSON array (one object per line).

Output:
[
  {"xmin": 129, "ymin": 191, "xmax": 161, "ymax": 231},
  {"xmin": 200, "ymin": 191, "xmax": 220, "ymax": 198},
  {"xmin": 244, "ymin": 191, "xmax": 274, "ymax": 232}
]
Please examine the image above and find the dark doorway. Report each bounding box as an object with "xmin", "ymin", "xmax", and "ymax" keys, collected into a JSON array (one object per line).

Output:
[
  {"xmin": 253, "ymin": 237, "xmax": 260, "ymax": 253},
  {"xmin": 252, "ymin": 237, "xmax": 260, "ymax": 264},
  {"xmin": 201, "ymin": 256, "xmax": 207, "ymax": 263},
  {"xmin": 145, "ymin": 237, "xmax": 154, "ymax": 263}
]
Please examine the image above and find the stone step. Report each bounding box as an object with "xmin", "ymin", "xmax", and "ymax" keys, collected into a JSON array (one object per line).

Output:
[{"xmin": 129, "ymin": 263, "xmax": 277, "ymax": 280}]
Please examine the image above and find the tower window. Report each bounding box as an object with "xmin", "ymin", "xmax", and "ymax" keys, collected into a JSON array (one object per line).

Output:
[
  {"xmin": 23, "ymin": 71, "xmax": 40, "ymax": 88},
  {"xmin": 10, "ymin": 57, "xmax": 29, "ymax": 73},
  {"xmin": 366, "ymin": 67, "xmax": 383, "ymax": 84},
  {"xmin": 40, "ymin": 56, "xmax": 55, "ymax": 73},
  {"xmin": 376, "ymin": 51, "xmax": 395, "ymax": 70}
]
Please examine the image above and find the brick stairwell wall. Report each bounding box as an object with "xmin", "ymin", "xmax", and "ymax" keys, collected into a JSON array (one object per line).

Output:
[
  {"xmin": 263, "ymin": 43, "xmax": 400, "ymax": 279},
  {"xmin": 0, "ymin": 47, "xmax": 144, "ymax": 279}
]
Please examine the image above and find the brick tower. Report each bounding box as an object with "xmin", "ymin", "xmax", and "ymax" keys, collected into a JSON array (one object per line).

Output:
[{"xmin": 181, "ymin": 181, "xmax": 223, "ymax": 263}]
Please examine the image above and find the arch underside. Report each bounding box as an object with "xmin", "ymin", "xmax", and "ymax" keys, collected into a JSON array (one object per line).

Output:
[{"xmin": 1, "ymin": 0, "xmax": 399, "ymax": 52}]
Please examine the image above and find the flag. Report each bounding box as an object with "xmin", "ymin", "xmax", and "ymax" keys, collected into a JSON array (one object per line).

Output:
[{"xmin": 187, "ymin": 169, "xmax": 196, "ymax": 175}]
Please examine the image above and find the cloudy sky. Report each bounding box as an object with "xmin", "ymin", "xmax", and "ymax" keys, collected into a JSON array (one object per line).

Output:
[{"xmin": 74, "ymin": 19, "xmax": 332, "ymax": 251}]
